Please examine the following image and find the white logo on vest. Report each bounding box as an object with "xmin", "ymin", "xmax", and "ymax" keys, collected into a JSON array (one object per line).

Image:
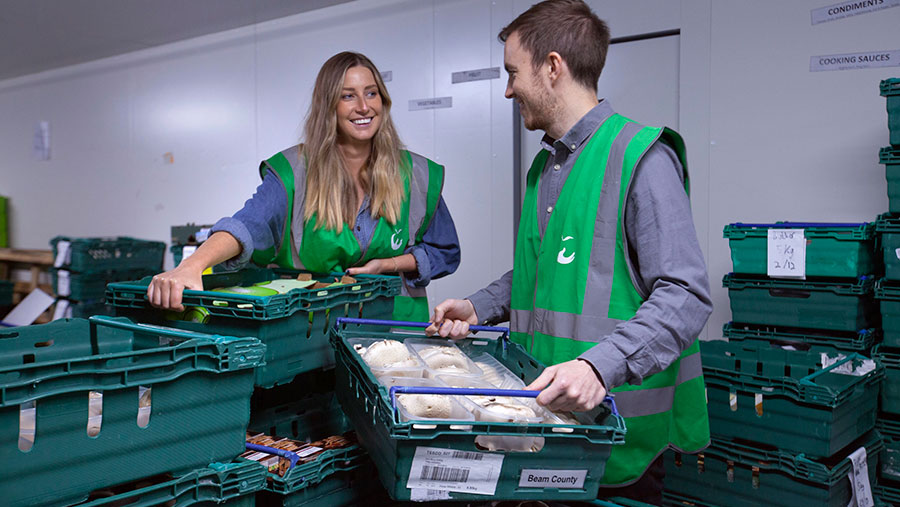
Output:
[
  {"xmin": 557, "ymin": 236, "xmax": 575, "ymax": 265},
  {"xmin": 391, "ymin": 229, "xmax": 404, "ymax": 250}
]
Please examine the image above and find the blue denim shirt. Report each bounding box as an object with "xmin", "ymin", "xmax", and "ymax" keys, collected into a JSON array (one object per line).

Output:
[{"xmin": 211, "ymin": 168, "xmax": 460, "ymax": 287}]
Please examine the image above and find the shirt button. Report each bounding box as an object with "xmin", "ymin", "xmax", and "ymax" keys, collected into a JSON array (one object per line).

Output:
[
  {"xmin": 356, "ymin": 226, "xmax": 361, "ymax": 231},
  {"xmin": 546, "ymin": 206, "xmax": 553, "ymax": 213},
  {"xmin": 553, "ymin": 164, "xmax": 560, "ymax": 171},
  {"xmin": 570, "ymin": 144, "xmax": 576, "ymax": 150}
]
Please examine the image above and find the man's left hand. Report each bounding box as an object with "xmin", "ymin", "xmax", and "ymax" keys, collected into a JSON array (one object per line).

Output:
[{"xmin": 527, "ymin": 359, "xmax": 607, "ymax": 412}]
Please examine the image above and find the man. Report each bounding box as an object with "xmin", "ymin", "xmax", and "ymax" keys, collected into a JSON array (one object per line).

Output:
[{"xmin": 425, "ymin": 0, "xmax": 712, "ymax": 503}]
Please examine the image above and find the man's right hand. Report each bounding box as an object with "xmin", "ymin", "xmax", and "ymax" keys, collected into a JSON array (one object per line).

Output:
[
  {"xmin": 147, "ymin": 265, "xmax": 204, "ymax": 312},
  {"xmin": 426, "ymin": 298, "xmax": 479, "ymax": 340}
]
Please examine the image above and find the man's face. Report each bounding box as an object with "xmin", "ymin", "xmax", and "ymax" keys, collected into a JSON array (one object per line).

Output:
[{"xmin": 504, "ymin": 31, "xmax": 553, "ymax": 132}]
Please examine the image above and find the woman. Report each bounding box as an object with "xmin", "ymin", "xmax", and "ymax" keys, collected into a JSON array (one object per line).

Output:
[{"xmin": 147, "ymin": 52, "xmax": 460, "ymax": 322}]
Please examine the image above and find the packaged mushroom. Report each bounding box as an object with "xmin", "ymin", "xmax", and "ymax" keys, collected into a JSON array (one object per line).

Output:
[
  {"xmin": 387, "ymin": 377, "xmax": 474, "ymax": 423},
  {"xmin": 404, "ymin": 338, "xmax": 483, "ymax": 378},
  {"xmin": 348, "ymin": 337, "xmax": 425, "ymax": 380}
]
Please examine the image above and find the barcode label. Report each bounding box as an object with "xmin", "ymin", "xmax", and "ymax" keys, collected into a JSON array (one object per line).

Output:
[
  {"xmin": 407, "ymin": 447, "xmax": 503, "ymax": 496},
  {"xmin": 409, "ymin": 488, "xmax": 451, "ymax": 502},
  {"xmin": 451, "ymin": 451, "xmax": 483, "ymax": 461},
  {"xmin": 421, "ymin": 465, "xmax": 470, "ymax": 482}
]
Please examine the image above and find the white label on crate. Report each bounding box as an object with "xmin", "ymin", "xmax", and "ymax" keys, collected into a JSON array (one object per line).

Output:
[
  {"xmin": 409, "ymin": 489, "xmax": 451, "ymax": 502},
  {"xmin": 895, "ymin": 247, "xmax": 900, "ymax": 260},
  {"xmin": 406, "ymin": 447, "xmax": 504, "ymax": 496},
  {"xmin": 848, "ymin": 446, "xmax": 874, "ymax": 507},
  {"xmin": 810, "ymin": 49, "xmax": 900, "ymax": 72},
  {"xmin": 767, "ymin": 229, "xmax": 806, "ymax": 278},
  {"xmin": 409, "ymin": 97, "xmax": 453, "ymax": 111},
  {"xmin": 296, "ymin": 446, "xmax": 322, "ymax": 458},
  {"xmin": 820, "ymin": 353, "xmax": 877, "ymax": 376},
  {"xmin": 52, "ymin": 299, "xmax": 69, "ymax": 321},
  {"xmin": 811, "ymin": 0, "xmax": 900, "ymax": 25},
  {"xmin": 518, "ymin": 469, "xmax": 587, "ymax": 489},
  {"xmin": 56, "ymin": 270, "xmax": 70, "ymax": 297},
  {"xmin": 53, "ymin": 240, "xmax": 71, "ymax": 267}
]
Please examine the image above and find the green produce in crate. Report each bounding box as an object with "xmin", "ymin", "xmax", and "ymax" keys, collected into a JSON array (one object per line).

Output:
[
  {"xmin": 330, "ymin": 320, "xmax": 626, "ymax": 502},
  {"xmin": 212, "ymin": 278, "xmax": 317, "ymax": 296}
]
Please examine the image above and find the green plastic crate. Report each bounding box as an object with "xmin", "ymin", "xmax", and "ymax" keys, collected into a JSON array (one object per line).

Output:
[
  {"xmin": 701, "ymin": 340, "xmax": 882, "ymax": 458},
  {"xmin": 876, "ymin": 213, "xmax": 900, "ymax": 281},
  {"xmin": 50, "ymin": 236, "xmax": 165, "ymax": 272},
  {"xmin": 876, "ymin": 417, "xmax": 900, "ymax": 484},
  {"xmin": 875, "ymin": 482, "xmax": 900, "ymax": 507},
  {"xmin": 875, "ymin": 346, "xmax": 900, "ymax": 416},
  {"xmin": 882, "ymin": 78, "xmax": 900, "ymax": 147},
  {"xmin": 71, "ymin": 460, "xmax": 266, "ymax": 507},
  {"xmin": 0, "ymin": 279, "xmax": 13, "ymax": 307},
  {"xmin": 883, "ymin": 147, "xmax": 900, "ymax": 214},
  {"xmin": 331, "ymin": 321, "xmax": 627, "ymax": 503},
  {"xmin": 0, "ymin": 316, "xmax": 266, "ymax": 507},
  {"xmin": 107, "ymin": 267, "xmax": 399, "ymax": 388},
  {"xmin": 876, "ymin": 281, "xmax": 900, "ymax": 347},
  {"xmin": 723, "ymin": 222, "xmax": 876, "ymax": 278},
  {"xmin": 56, "ymin": 298, "xmax": 113, "ymax": 319},
  {"xmin": 259, "ymin": 443, "xmax": 390, "ymax": 506},
  {"xmin": 723, "ymin": 274, "xmax": 878, "ymax": 331},
  {"xmin": 52, "ymin": 268, "xmax": 157, "ymax": 302},
  {"xmin": 249, "ymin": 391, "xmax": 351, "ymax": 442},
  {"xmin": 723, "ymin": 322, "xmax": 880, "ymax": 353},
  {"xmin": 663, "ymin": 432, "xmax": 882, "ymax": 507}
]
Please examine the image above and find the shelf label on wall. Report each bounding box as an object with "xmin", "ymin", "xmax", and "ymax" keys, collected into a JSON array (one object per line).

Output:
[
  {"xmin": 847, "ymin": 446, "xmax": 874, "ymax": 507},
  {"xmin": 409, "ymin": 97, "xmax": 453, "ymax": 111},
  {"xmin": 767, "ymin": 229, "xmax": 806, "ymax": 278},
  {"xmin": 407, "ymin": 446, "xmax": 503, "ymax": 495},
  {"xmin": 452, "ymin": 67, "xmax": 501, "ymax": 84},
  {"xmin": 810, "ymin": 49, "xmax": 900, "ymax": 72},
  {"xmin": 811, "ymin": 0, "xmax": 900, "ymax": 25},
  {"xmin": 380, "ymin": 70, "xmax": 393, "ymax": 82},
  {"xmin": 33, "ymin": 121, "xmax": 50, "ymax": 161}
]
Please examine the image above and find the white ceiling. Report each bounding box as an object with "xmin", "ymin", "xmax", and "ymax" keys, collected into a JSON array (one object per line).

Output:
[{"xmin": 0, "ymin": 0, "xmax": 351, "ymax": 81}]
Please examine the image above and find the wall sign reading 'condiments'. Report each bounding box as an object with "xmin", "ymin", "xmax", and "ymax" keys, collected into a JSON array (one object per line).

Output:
[{"xmin": 811, "ymin": 0, "xmax": 900, "ymax": 25}]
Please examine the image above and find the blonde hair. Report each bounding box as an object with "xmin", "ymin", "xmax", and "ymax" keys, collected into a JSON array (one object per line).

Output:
[{"xmin": 302, "ymin": 52, "xmax": 408, "ymax": 233}]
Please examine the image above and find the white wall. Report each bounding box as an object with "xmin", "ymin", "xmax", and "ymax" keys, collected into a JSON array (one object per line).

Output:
[{"xmin": 1, "ymin": 0, "xmax": 899, "ymax": 331}]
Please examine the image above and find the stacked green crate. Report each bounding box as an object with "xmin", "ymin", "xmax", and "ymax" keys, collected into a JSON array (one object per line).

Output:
[
  {"xmin": 107, "ymin": 267, "xmax": 399, "ymax": 388},
  {"xmin": 50, "ymin": 236, "xmax": 165, "ymax": 319},
  {"xmin": 0, "ymin": 316, "xmax": 265, "ymax": 507},
  {"xmin": 723, "ymin": 222, "xmax": 879, "ymax": 352},
  {"xmin": 170, "ymin": 223, "xmax": 214, "ymax": 267}
]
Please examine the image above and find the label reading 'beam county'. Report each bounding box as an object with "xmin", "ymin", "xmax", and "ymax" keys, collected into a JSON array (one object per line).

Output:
[{"xmin": 518, "ymin": 469, "xmax": 587, "ymax": 489}]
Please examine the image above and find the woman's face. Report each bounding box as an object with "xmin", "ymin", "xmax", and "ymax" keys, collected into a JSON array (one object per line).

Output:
[{"xmin": 335, "ymin": 65, "xmax": 383, "ymax": 146}]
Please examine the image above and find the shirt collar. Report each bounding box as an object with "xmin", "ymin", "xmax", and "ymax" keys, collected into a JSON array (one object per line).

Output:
[{"xmin": 540, "ymin": 100, "xmax": 615, "ymax": 155}]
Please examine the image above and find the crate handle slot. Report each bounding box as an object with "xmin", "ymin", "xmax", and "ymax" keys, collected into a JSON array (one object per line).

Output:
[
  {"xmin": 245, "ymin": 442, "xmax": 300, "ymax": 469},
  {"xmin": 388, "ymin": 385, "xmax": 618, "ymax": 418},
  {"xmin": 767, "ymin": 288, "xmax": 811, "ymax": 299},
  {"xmin": 799, "ymin": 353, "xmax": 864, "ymax": 386}
]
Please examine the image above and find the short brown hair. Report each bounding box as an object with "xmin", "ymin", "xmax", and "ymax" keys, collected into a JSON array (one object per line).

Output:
[{"xmin": 499, "ymin": 0, "xmax": 610, "ymax": 91}]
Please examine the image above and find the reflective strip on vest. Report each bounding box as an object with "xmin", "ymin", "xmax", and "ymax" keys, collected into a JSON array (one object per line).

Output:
[{"xmin": 612, "ymin": 349, "xmax": 702, "ymax": 418}]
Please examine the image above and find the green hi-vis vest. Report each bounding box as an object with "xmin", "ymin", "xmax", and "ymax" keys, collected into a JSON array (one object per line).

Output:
[
  {"xmin": 250, "ymin": 145, "xmax": 444, "ymax": 322},
  {"xmin": 511, "ymin": 114, "xmax": 709, "ymax": 486}
]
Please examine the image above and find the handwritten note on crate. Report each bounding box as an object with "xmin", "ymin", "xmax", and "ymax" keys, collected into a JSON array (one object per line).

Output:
[{"xmin": 767, "ymin": 229, "xmax": 806, "ymax": 279}]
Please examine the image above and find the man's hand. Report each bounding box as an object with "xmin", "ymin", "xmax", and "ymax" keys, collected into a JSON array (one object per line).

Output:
[
  {"xmin": 425, "ymin": 298, "xmax": 478, "ymax": 339},
  {"xmin": 527, "ymin": 359, "xmax": 607, "ymax": 412},
  {"xmin": 346, "ymin": 258, "xmax": 384, "ymax": 276}
]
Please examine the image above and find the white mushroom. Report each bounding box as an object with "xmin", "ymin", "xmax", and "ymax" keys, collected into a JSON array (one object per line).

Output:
[
  {"xmin": 397, "ymin": 394, "xmax": 452, "ymax": 419},
  {"xmin": 362, "ymin": 340, "xmax": 416, "ymax": 369}
]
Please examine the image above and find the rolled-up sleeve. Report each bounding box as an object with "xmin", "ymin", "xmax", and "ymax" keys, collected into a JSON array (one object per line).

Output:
[
  {"xmin": 578, "ymin": 142, "xmax": 712, "ymax": 389},
  {"xmin": 404, "ymin": 196, "xmax": 461, "ymax": 287},
  {"xmin": 467, "ymin": 270, "xmax": 513, "ymax": 325},
  {"xmin": 211, "ymin": 169, "xmax": 287, "ymax": 270}
]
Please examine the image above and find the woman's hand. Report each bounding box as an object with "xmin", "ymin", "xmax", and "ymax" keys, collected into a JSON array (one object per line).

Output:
[
  {"xmin": 147, "ymin": 265, "xmax": 204, "ymax": 311},
  {"xmin": 346, "ymin": 258, "xmax": 386, "ymax": 275}
]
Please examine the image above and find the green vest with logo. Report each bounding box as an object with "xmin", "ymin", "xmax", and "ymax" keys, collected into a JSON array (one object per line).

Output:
[
  {"xmin": 251, "ymin": 145, "xmax": 444, "ymax": 322},
  {"xmin": 511, "ymin": 114, "xmax": 709, "ymax": 486}
]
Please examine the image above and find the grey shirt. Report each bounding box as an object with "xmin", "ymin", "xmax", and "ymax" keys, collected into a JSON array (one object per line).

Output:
[{"xmin": 468, "ymin": 101, "xmax": 712, "ymax": 390}]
